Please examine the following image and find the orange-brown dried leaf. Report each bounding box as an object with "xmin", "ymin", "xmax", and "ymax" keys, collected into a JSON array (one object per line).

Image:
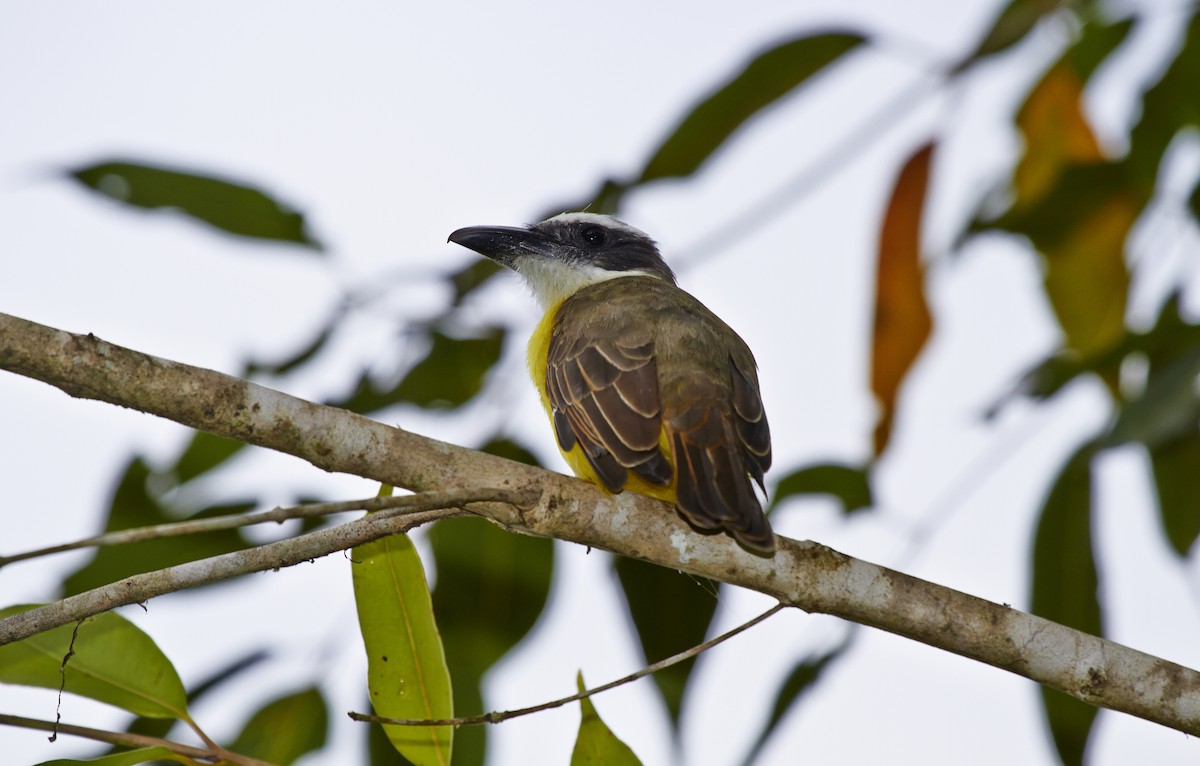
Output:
[
  {"xmin": 871, "ymin": 142, "xmax": 935, "ymax": 455},
  {"xmin": 1014, "ymin": 64, "xmax": 1104, "ymax": 206}
]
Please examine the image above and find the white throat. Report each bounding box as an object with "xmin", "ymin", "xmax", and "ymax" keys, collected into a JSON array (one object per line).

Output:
[{"xmin": 513, "ymin": 257, "xmax": 660, "ymax": 311}]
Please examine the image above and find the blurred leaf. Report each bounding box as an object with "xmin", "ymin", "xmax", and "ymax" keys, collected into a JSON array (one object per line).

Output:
[
  {"xmin": 1187, "ymin": 178, "xmax": 1200, "ymax": 226},
  {"xmin": 970, "ymin": 18, "xmax": 1146, "ymax": 363},
  {"xmin": 638, "ymin": 32, "xmax": 865, "ymax": 183},
  {"xmin": 1064, "ymin": 16, "xmax": 1135, "ymax": 82},
  {"xmin": 871, "ymin": 142, "xmax": 935, "ymax": 455},
  {"xmin": 447, "ymin": 258, "xmax": 502, "ymax": 306},
  {"xmin": 62, "ymin": 458, "xmax": 253, "ymax": 596},
  {"xmin": 997, "ymin": 163, "xmax": 1137, "ymax": 358},
  {"xmin": 36, "ymin": 747, "xmax": 193, "ymax": 765},
  {"xmin": 1012, "ymin": 64, "xmax": 1104, "ymax": 206},
  {"xmin": 768, "ymin": 463, "xmax": 872, "ymax": 515},
  {"xmin": 957, "ymin": 0, "xmax": 1075, "ymax": 68},
  {"xmin": 170, "ymin": 431, "xmax": 247, "ymax": 486},
  {"xmin": 1004, "ymin": 39, "xmax": 1138, "ymax": 361},
  {"xmin": 997, "ymin": 293, "xmax": 1200, "ymax": 414},
  {"xmin": 352, "ymin": 531, "xmax": 453, "ymax": 766},
  {"xmin": 1150, "ymin": 431, "xmax": 1200, "ymax": 557},
  {"xmin": 245, "ymin": 308, "xmax": 345, "ymax": 376},
  {"xmin": 368, "ymin": 701, "xmax": 418, "ymax": 766},
  {"xmin": 104, "ymin": 649, "xmax": 271, "ymax": 753},
  {"xmin": 430, "ymin": 517, "xmax": 553, "ymax": 766},
  {"xmin": 229, "ymin": 686, "xmax": 329, "ymax": 766},
  {"xmin": 571, "ymin": 672, "xmax": 643, "ymax": 766},
  {"xmin": 392, "ymin": 328, "xmax": 505, "ymax": 409},
  {"xmin": 1128, "ymin": 11, "xmax": 1200, "ymax": 187},
  {"xmin": 740, "ymin": 640, "xmax": 852, "ymax": 766},
  {"xmin": 1115, "ymin": 294, "xmax": 1200, "ymax": 556},
  {"xmin": 478, "ymin": 436, "xmax": 543, "ymax": 467},
  {"xmin": 0, "ymin": 606, "xmax": 189, "ymax": 721},
  {"xmin": 613, "ymin": 557, "xmax": 717, "ymax": 727},
  {"xmin": 1107, "ymin": 344, "xmax": 1200, "ymax": 448},
  {"xmin": 68, "ymin": 160, "xmax": 321, "ymax": 249},
  {"xmin": 1007, "ymin": 346, "xmax": 1119, "ymax": 406},
  {"xmin": 1031, "ymin": 443, "xmax": 1101, "ymax": 765},
  {"xmin": 338, "ymin": 327, "xmax": 505, "ymax": 413}
]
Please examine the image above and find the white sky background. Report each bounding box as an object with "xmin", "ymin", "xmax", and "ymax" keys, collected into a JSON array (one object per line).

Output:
[{"xmin": 1, "ymin": 1, "xmax": 1199, "ymax": 765}]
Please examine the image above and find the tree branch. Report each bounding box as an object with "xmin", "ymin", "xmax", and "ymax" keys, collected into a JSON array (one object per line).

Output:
[
  {"xmin": 0, "ymin": 488, "xmax": 533, "ymax": 645},
  {"xmin": 2, "ymin": 311, "xmax": 1198, "ymax": 737},
  {"xmin": 0, "ymin": 492, "xmax": 497, "ymax": 568},
  {"xmin": 0, "ymin": 712, "xmax": 274, "ymax": 766}
]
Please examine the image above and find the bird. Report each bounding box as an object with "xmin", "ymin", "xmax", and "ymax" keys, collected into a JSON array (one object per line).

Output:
[{"xmin": 449, "ymin": 213, "xmax": 774, "ymax": 554}]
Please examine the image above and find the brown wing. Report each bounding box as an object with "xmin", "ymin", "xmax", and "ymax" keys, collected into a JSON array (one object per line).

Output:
[
  {"xmin": 665, "ymin": 356, "xmax": 773, "ymax": 553},
  {"xmin": 548, "ymin": 278, "xmax": 773, "ymax": 553},
  {"xmin": 545, "ymin": 331, "xmax": 673, "ymax": 492}
]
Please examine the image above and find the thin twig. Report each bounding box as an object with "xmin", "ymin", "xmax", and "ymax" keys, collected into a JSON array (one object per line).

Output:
[
  {"xmin": 0, "ymin": 486, "xmax": 539, "ymax": 646},
  {"xmin": 0, "ymin": 492, "xmax": 470, "ymax": 569},
  {"xmin": 0, "ymin": 712, "xmax": 273, "ymax": 766},
  {"xmin": 349, "ymin": 603, "xmax": 786, "ymax": 727}
]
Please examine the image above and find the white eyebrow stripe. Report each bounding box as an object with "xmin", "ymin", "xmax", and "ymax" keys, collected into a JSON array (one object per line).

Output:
[{"xmin": 541, "ymin": 212, "xmax": 651, "ymax": 240}]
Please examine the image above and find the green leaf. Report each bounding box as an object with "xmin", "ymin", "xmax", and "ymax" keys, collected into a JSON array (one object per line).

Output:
[
  {"xmin": 62, "ymin": 458, "xmax": 252, "ymax": 597},
  {"xmin": 0, "ymin": 606, "xmax": 189, "ymax": 721},
  {"xmin": 367, "ymin": 698, "xmax": 419, "ymax": 766},
  {"xmin": 1030, "ymin": 443, "xmax": 1102, "ymax": 765},
  {"xmin": 999, "ymin": 293, "xmax": 1200, "ymax": 411},
  {"xmin": 969, "ymin": 14, "xmax": 1147, "ymax": 363},
  {"xmin": 570, "ymin": 672, "xmax": 642, "ymax": 766},
  {"xmin": 447, "ymin": 258, "xmax": 502, "ymax": 306},
  {"xmin": 393, "ymin": 328, "xmax": 504, "ymax": 409},
  {"xmin": 352, "ymin": 532, "xmax": 453, "ymax": 766},
  {"xmin": 638, "ymin": 32, "xmax": 865, "ymax": 183},
  {"xmin": 1007, "ymin": 23, "xmax": 1126, "ymax": 207},
  {"xmin": 337, "ymin": 327, "xmax": 505, "ymax": 413},
  {"xmin": 68, "ymin": 160, "xmax": 321, "ymax": 249},
  {"xmin": 957, "ymin": 0, "xmax": 1075, "ymax": 68},
  {"xmin": 229, "ymin": 686, "xmax": 329, "ymax": 766},
  {"xmin": 102, "ymin": 649, "xmax": 270, "ymax": 754},
  {"xmin": 1150, "ymin": 431, "xmax": 1200, "ymax": 557},
  {"xmin": 1065, "ymin": 17, "xmax": 1135, "ymax": 83},
  {"xmin": 1189, "ymin": 178, "xmax": 1200, "ymax": 225},
  {"xmin": 170, "ymin": 431, "xmax": 247, "ymax": 485},
  {"xmin": 991, "ymin": 162, "xmax": 1137, "ymax": 357},
  {"xmin": 245, "ymin": 307, "xmax": 344, "ymax": 377},
  {"xmin": 768, "ymin": 463, "xmax": 872, "ymax": 514},
  {"xmin": 613, "ymin": 557, "xmax": 717, "ymax": 727},
  {"xmin": 1128, "ymin": 11, "xmax": 1200, "ymax": 187},
  {"xmin": 430, "ymin": 517, "xmax": 553, "ymax": 766},
  {"xmin": 478, "ymin": 436, "xmax": 544, "ymax": 467},
  {"xmin": 36, "ymin": 746, "xmax": 194, "ymax": 765},
  {"xmin": 1107, "ymin": 344, "xmax": 1200, "ymax": 448},
  {"xmin": 739, "ymin": 640, "xmax": 852, "ymax": 766}
]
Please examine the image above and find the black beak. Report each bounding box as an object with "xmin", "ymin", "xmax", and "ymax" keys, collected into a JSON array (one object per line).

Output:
[{"xmin": 448, "ymin": 225, "xmax": 552, "ymax": 268}]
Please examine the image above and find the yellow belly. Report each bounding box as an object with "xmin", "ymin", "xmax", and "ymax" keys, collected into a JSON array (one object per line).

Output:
[{"xmin": 527, "ymin": 303, "xmax": 677, "ymax": 503}]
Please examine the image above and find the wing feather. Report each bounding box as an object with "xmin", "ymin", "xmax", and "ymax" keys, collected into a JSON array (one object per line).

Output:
[{"xmin": 546, "ymin": 277, "xmax": 774, "ymax": 553}]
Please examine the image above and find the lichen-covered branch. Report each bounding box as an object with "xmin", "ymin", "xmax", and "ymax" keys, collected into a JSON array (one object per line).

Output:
[{"xmin": 1, "ymin": 310, "xmax": 1198, "ymax": 737}]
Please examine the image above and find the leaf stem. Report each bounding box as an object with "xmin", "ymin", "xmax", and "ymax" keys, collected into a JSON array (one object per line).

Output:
[{"xmin": 349, "ymin": 603, "xmax": 785, "ymax": 727}]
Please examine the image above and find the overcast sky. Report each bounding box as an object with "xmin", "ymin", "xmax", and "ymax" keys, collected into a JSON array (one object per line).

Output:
[{"xmin": 2, "ymin": 2, "xmax": 1198, "ymax": 765}]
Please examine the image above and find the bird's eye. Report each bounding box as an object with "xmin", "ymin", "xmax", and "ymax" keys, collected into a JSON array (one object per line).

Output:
[{"xmin": 579, "ymin": 226, "xmax": 606, "ymax": 247}]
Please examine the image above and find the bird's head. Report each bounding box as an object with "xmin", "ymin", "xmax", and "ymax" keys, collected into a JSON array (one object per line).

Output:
[{"xmin": 449, "ymin": 213, "xmax": 677, "ymax": 309}]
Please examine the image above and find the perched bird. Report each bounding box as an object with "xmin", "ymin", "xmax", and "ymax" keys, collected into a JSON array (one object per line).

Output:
[{"xmin": 449, "ymin": 213, "xmax": 774, "ymax": 554}]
